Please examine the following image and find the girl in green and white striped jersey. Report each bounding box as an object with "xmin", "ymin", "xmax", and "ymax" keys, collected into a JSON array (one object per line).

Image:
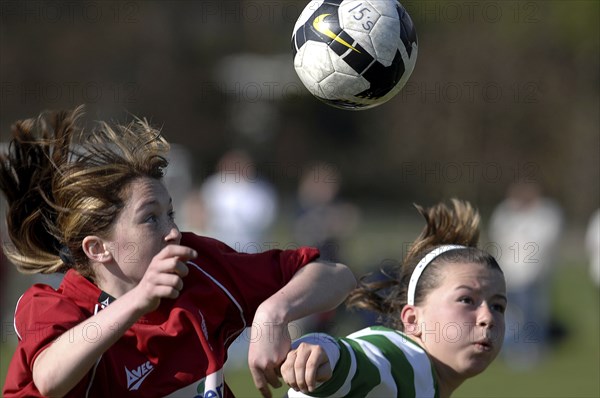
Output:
[{"xmin": 282, "ymin": 200, "xmax": 507, "ymax": 398}]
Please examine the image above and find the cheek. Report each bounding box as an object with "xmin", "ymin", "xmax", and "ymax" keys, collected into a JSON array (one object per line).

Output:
[
  {"xmin": 440, "ymin": 322, "xmax": 465, "ymax": 344},
  {"xmin": 420, "ymin": 309, "xmax": 461, "ymax": 339},
  {"xmin": 121, "ymin": 242, "xmax": 140, "ymax": 263},
  {"xmin": 426, "ymin": 305, "xmax": 471, "ymax": 324},
  {"xmin": 437, "ymin": 309, "xmax": 479, "ymax": 342},
  {"xmin": 494, "ymin": 314, "xmax": 506, "ymax": 338},
  {"xmin": 114, "ymin": 238, "xmax": 153, "ymax": 267},
  {"xmin": 131, "ymin": 240, "xmax": 157, "ymax": 263}
]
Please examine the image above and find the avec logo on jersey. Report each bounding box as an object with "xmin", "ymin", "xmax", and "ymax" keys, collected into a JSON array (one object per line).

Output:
[{"xmin": 125, "ymin": 360, "xmax": 154, "ymax": 391}]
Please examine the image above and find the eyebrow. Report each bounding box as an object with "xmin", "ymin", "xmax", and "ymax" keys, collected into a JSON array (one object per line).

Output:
[
  {"xmin": 136, "ymin": 197, "xmax": 173, "ymax": 213},
  {"xmin": 454, "ymin": 285, "xmax": 507, "ymax": 302}
]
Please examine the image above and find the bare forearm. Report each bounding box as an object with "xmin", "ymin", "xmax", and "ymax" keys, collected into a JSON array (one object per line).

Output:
[
  {"xmin": 247, "ymin": 261, "xmax": 355, "ymax": 397},
  {"xmin": 33, "ymin": 290, "xmax": 145, "ymax": 396},
  {"xmin": 257, "ymin": 261, "xmax": 356, "ymax": 324}
]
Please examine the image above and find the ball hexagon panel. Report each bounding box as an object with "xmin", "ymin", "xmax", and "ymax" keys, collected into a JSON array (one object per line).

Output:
[
  {"xmin": 320, "ymin": 70, "xmax": 370, "ymax": 100},
  {"xmin": 364, "ymin": 0, "xmax": 399, "ymax": 18},
  {"xmin": 369, "ymin": 15, "xmax": 401, "ymax": 65},
  {"xmin": 295, "ymin": 41, "xmax": 335, "ymax": 84}
]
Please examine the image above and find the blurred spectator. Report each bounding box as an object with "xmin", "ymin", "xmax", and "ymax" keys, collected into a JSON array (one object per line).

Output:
[
  {"xmin": 488, "ymin": 181, "xmax": 564, "ymax": 370},
  {"xmin": 198, "ymin": 149, "xmax": 278, "ymax": 252},
  {"xmin": 585, "ymin": 209, "xmax": 600, "ymax": 288},
  {"xmin": 292, "ymin": 162, "xmax": 360, "ymax": 334},
  {"xmin": 164, "ymin": 144, "xmax": 194, "ymax": 221},
  {"xmin": 179, "ymin": 187, "xmax": 209, "ymax": 236},
  {"xmin": 294, "ymin": 162, "xmax": 360, "ymax": 262}
]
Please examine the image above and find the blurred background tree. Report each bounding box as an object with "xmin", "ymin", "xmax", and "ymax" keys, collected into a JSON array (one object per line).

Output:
[{"xmin": 1, "ymin": 1, "xmax": 597, "ymax": 220}]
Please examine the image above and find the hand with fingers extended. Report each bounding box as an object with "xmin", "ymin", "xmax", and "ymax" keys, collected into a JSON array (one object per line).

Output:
[
  {"xmin": 132, "ymin": 245, "xmax": 197, "ymax": 314},
  {"xmin": 281, "ymin": 342, "xmax": 332, "ymax": 395},
  {"xmin": 248, "ymin": 311, "xmax": 292, "ymax": 398}
]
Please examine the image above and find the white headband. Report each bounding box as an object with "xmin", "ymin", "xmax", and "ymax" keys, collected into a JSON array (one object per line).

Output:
[{"xmin": 407, "ymin": 244, "xmax": 466, "ymax": 305}]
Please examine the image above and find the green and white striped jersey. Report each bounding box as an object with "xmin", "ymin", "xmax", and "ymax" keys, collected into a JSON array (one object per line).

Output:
[{"xmin": 287, "ymin": 326, "xmax": 439, "ymax": 398}]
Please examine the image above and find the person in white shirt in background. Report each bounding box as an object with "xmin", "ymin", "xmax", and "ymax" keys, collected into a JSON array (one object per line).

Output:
[
  {"xmin": 585, "ymin": 209, "xmax": 600, "ymax": 288},
  {"xmin": 488, "ymin": 181, "xmax": 563, "ymax": 370},
  {"xmin": 199, "ymin": 149, "xmax": 278, "ymax": 253}
]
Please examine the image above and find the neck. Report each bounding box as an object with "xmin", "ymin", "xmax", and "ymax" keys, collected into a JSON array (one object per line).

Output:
[
  {"xmin": 410, "ymin": 335, "xmax": 466, "ymax": 398},
  {"xmin": 92, "ymin": 263, "xmax": 135, "ymax": 299},
  {"xmin": 434, "ymin": 363, "xmax": 465, "ymax": 398}
]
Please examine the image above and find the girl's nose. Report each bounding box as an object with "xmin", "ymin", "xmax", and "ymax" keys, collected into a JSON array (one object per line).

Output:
[
  {"xmin": 477, "ymin": 302, "xmax": 495, "ymax": 328},
  {"xmin": 165, "ymin": 226, "xmax": 181, "ymax": 243}
]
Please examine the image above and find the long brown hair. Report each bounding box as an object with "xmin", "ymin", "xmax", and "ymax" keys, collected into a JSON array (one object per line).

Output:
[
  {"xmin": 346, "ymin": 199, "xmax": 502, "ymax": 330},
  {"xmin": 0, "ymin": 107, "xmax": 170, "ymax": 281}
]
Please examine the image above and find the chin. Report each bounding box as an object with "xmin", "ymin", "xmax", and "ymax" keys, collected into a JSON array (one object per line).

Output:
[{"xmin": 460, "ymin": 360, "xmax": 493, "ymax": 379}]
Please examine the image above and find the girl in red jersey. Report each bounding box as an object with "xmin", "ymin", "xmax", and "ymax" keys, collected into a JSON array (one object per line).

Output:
[{"xmin": 0, "ymin": 107, "xmax": 356, "ymax": 398}]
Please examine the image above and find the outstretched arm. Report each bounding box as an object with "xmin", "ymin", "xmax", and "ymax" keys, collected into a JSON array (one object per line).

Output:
[{"xmin": 248, "ymin": 260, "xmax": 355, "ymax": 398}]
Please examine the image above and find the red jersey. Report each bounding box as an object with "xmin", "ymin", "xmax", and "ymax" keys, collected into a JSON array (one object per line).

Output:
[{"xmin": 3, "ymin": 233, "xmax": 320, "ymax": 397}]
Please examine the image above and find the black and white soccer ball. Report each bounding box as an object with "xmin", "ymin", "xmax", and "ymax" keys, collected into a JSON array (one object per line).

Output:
[{"xmin": 292, "ymin": 0, "xmax": 418, "ymax": 110}]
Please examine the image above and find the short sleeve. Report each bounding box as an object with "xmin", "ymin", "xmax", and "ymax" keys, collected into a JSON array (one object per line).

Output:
[{"xmin": 181, "ymin": 233, "xmax": 320, "ymax": 325}]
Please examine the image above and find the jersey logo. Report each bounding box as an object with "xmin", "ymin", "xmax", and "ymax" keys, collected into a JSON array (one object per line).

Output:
[
  {"xmin": 125, "ymin": 360, "xmax": 154, "ymax": 391},
  {"xmin": 313, "ymin": 13, "xmax": 361, "ymax": 53},
  {"xmin": 98, "ymin": 291, "xmax": 115, "ymax": 308},
  {"xmin": 100, "ymin": 297, "xmax": 111, "ymax": 308}
]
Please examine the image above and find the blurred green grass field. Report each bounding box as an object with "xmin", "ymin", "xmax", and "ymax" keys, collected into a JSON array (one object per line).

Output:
[{"xmin": 3, "ymin": 259, "xmax": 597, "ymax": 397}]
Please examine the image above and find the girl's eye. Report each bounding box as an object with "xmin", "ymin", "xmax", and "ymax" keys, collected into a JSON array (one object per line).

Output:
[
  {"xmin": 168, "ymin": 210, "xmax": 176, "ymax": 221},
  {"xmin": 491, "ymin": 303, "xmax": 506, "ymax": 313},
  {"xmin": 459, "ymin": 296, "xmax": 474, "ymax": 305},
  {"xmin": 145, "ymin": 214, "xmax": 158, "ymax": 223}
]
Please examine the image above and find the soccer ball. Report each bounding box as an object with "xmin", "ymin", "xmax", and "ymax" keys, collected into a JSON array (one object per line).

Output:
[{"xmin": 291, "ymin": 0, "xmax": 418, "ymax": 110}]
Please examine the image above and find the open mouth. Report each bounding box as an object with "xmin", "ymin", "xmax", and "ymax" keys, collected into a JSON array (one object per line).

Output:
[{"xmin": 473, "ymin": 339, "xmax": 493, "ymax": 351}]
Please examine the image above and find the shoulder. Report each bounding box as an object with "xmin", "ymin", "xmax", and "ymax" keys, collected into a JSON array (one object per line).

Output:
[
  {"xmin": 348, "ymin": 327, "xmax": 436, "ymax": 392},
  {"xmin": 344, "ymin": 326, "xmax": 432, "ymax": 376},
  {"xmin": 13, "ymin": 281, "xmax": 87, "ymax": 341},
  {"xmin": 17, "ymin": 284, "xmax": 85, "ymax": 312},
  {"xmin": 181, "ymin": 231, "xmax": 319, "ymax": 267},
  {"xmin": 348, "ymin": 326, "xmax": 423, "ymax": 346},
  {"xmin": 181, "ymin": 231, "xmax": 222, "ymax": 247},
  {"xmin": 17, "ymin": 283, "xmax": 81, "ymax": 315},
  {"xmin": 181, "ymin": 232, "xmax": 235, "ymax": 253},
  {"xmin": 345, "ymin": 327, "xmax": 436, "ymax": 396},
  {"xmin": 345, "ymin": 326, "xmax": 428, "ymax": 359},
  {"xmin": 14, "ymin": 269, "xmax": 100, "ymax": 322}
]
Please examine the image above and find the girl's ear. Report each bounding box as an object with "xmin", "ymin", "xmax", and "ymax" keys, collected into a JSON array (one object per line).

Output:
[
  {"xmin": 401, "ymin": 304, "xmax": 421, "ymax": 337},
  {"xmin": 82, "ymin": 236, "xmax": 113, "ymax": 263}
]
